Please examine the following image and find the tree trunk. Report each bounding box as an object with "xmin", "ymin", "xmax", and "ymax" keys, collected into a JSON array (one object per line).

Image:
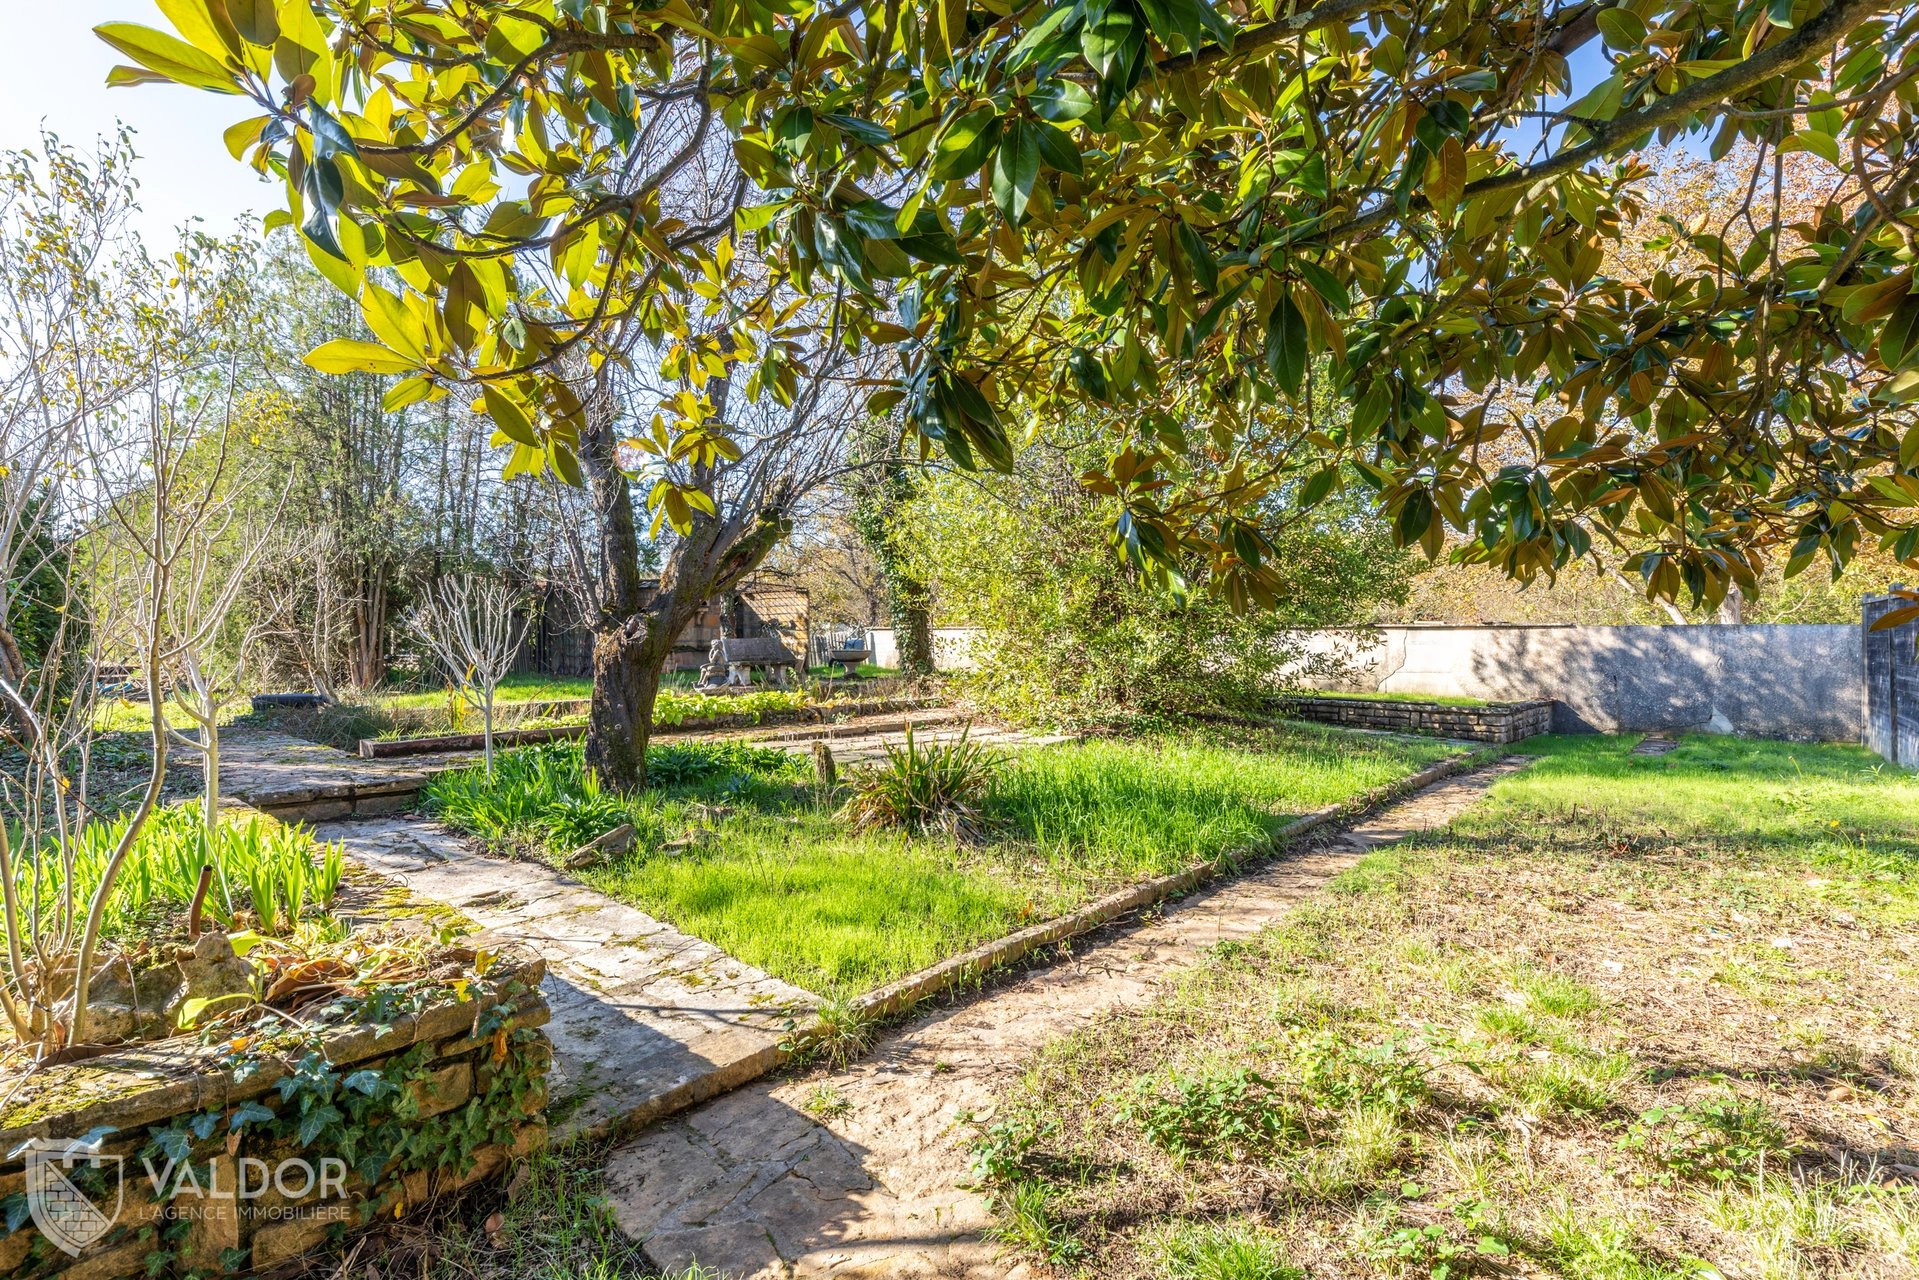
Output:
[
  {"xmin": 576, "ymin": 382, "xmax": 791, "ymax": 792},
  {"xmin": 588, "ymin": 618, "xmax": 669, "ymax": 790},
  {"xmin": 889, "ymin": 574, "xmax": 935, "ymax": 677}
]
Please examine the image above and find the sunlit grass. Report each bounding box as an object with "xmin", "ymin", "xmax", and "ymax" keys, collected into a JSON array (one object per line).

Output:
[
  {"xmin": 425, "ymin": 724, "xmax": 1452, "ymax": 995},
  {"xmin": 972, "ymin": 732, "xmax": 1919, "ymax": 1277}
]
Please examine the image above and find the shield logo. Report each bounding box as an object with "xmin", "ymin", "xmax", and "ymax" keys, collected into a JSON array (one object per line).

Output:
[{"xmin": 14, "ymin": 1137, "xmax": 123, "ymax": 1257}]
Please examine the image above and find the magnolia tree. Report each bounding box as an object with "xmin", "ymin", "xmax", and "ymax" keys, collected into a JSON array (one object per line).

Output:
[
  {"xmin": 107, "ymin": 0, "xmax": 1919, "ymax": 620},
  {"xmin": 408, "ymin": 574, "xmax": 529, "ymax": 774}
]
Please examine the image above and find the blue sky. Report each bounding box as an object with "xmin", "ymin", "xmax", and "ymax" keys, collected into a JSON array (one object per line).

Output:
[{"xmin": 2, "ymin": 3, "xmax": 268, "ymax": 245}]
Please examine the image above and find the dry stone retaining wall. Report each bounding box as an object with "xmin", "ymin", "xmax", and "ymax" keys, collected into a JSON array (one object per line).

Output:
[
  {"xmin": 1281, "ymin": 695, "xmax": 1554, "ymax": 744},
  {"xmin": 0, "ymin": 950, "xmax": 549, "ymax": 1280}
]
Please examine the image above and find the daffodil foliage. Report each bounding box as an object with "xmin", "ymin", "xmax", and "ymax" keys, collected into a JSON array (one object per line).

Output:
[{"xmin": 107, "ymin": 0, "xmax": 1919, "ymax": 609}]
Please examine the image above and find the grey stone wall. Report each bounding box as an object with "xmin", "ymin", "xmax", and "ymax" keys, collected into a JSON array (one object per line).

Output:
[
  {"xmin": 1282, "ymin": 624, "xmax": 1863, "ymax": 741},
  {"xmin": 0, "ymin": 950, "xmax": 549, "ymax": 1279},
  {"xmin": 1282, "ymin": 696, "xmax": 1554, "ymax": 744}
]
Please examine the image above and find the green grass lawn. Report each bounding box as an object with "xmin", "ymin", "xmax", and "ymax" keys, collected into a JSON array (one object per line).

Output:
[
  {"xmin": 975, "ymin": 733, "xmax": 1919, "ymax": 1279},
  {"xmin": 422, "ymin": 723, "xmax": 1457, "ymax": 996},
  {"xmin": 371, "ymin": 673, "xmax": 596, "ymax": 712}
]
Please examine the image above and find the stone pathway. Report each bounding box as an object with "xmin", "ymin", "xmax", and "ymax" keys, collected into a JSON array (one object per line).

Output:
[
  {"xmin": 253, "ymin": 712, "xmax": 1069, "ymax": 1141},
  {"xmin": 604, "ymin": 758, "xmax": 1530, "ymax": 1279},
  {"xmin": 314, "ymin": 816, "xmax": 817, "ymax": 1141},
  {"xmin": 218, "ymin": 726, "xmax": 479, "ymax": 821}
]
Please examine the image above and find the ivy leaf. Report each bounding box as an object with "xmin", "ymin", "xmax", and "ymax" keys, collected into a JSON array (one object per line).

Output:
[
  {"xmin": 342, "ymin": 1070, "xmax": 391, "ymax": 1096},
  {"xmin": 149, "ymin": 1128, "xmax": 193, "ymax": 1164},
  {"xmin": 298, "ymin": 1104, "xmax": 343, "ymax": 1147}
]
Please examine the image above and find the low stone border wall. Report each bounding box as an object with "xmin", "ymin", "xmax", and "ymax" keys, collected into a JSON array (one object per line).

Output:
[
  {"xmin": 845, "ymin": 749, "xmax": 1494, "ymax": 1023},
  {"xmin": 353, "ymin": 695, "xmax": 948, "ymax": 759},
  {"xmin": 1279, "ymin": 696, "xmax": 1554, "ymax": 744},
  {"xmin": 0, "ymin": 949, "xmax": 549, "ymax": 1279},
  {"xmin": 242, "ymin": 774, "xmax": 433, "ymax": 825}
]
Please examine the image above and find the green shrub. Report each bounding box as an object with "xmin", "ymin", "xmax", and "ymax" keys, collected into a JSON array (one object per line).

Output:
[
  {"xmin": 841, "ymin": 726, "xmax": 998, "ymax": 840},
  {"xmin": 898, "ymin": 442, "xmax": 1411, "ymax": 727},
  {"xmin": 652, "ymin": 688, "xmax": 807, "ymax": 727}
]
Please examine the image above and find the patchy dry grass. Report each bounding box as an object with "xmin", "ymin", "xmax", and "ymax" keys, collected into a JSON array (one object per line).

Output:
[{"xmin": 974, "ymin": 735, "xmax": 1919, "ymax": 1279}]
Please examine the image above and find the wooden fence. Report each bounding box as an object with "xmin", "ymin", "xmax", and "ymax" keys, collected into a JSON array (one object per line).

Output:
[{"xmin": 1864, "ymin": 592, "xmax": 1919, "ymax": 767}]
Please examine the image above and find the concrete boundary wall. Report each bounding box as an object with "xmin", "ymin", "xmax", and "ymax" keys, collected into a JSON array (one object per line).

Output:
[
  {"xmin": 866, "ymin": 626, "xmax": 981, "ymax": 672},
  {"xmin": 1283, "ymin": 624, "xmax": 1862, "ymax": 741}
]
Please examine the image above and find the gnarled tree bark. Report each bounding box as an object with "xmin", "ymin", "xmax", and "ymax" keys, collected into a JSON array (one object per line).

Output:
[{"xmin": 578, "ymin": 387, "xmax": 791, "ymax": 791}]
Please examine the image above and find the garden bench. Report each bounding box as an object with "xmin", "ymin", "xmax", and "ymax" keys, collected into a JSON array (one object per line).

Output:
[{"xmin": 697, "ymin": 635, "xmax": 800, "ymax": 689}]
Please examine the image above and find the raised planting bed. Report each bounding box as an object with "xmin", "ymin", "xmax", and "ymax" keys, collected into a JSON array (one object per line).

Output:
[
  {"xmin": 1279, "ymin": 693, "xmax": 1554, "ymax": 743},
  {"xmin": 0, "ymin": 946, "xmax": 549, "ymax": 1279},
  {"xmin": 355, "ymin": 694, "xmax": 947, "ymax": 758}
]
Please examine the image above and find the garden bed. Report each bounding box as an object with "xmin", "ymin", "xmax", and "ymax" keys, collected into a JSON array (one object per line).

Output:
[
  {"xmin": 353, "ymin": 694, "xmax": 945, "ymax": 759},
  {"xmin": 421, "ymin": 722, "xmax": 1459, "ymax": 997},
  {"xmin": 973, "ymin": 734, "xmax": 1919, "ymax": 1279},
  {"xmin": 1281, "ymin": 692, "xmax": 1554, "ymax": 743},
  {"xmin": 0, "ymin": 945, "xmax": 548, "ymax": 1279}
]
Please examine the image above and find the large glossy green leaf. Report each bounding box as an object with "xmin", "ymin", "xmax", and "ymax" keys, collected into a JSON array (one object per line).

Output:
[
  {"xmin": 304, "ymin": 338, "xmax": 420, "ymax": 375},
  {"xmin": 991, "ymin": 120, "xmax": 1042, "ymax": 223},
  {"xmin": 95, "ymin": 22, "xmax": 241, "ymax": 92}
]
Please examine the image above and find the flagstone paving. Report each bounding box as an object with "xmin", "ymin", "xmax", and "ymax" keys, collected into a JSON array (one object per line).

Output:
[
  {"xmin": 226, "ymin": 710, "xmax": 1070, "ymax": 1141},
  {"xmin": 313, "ymin": 815, "xmax": 818, "ymax": 1142},
  {"xmin": 603, "ymin": 758, "xmax": 1530, "ymax": 1279}
]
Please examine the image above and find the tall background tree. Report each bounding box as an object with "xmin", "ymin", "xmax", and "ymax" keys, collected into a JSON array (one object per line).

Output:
[{"xmin": 847, "ymin": 421, "xmax": 935, "ymax": 678}]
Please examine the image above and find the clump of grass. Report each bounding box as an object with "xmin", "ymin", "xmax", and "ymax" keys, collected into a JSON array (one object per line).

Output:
[
  {"xmin": 989, "ymin": 1179, "xmax": 1086, "ymax": 1266},
  {"xmin": 842, "ymin": 725, "xmax": 998, "ymax": 841},
  {"xmin": 790, "ymin": 992, "xmax": 877, "ymax": 1068},
  {"xmin": 1155, "ymin": 1221, "xmax": 1304, "ymax": 1280},
  {"xmin": 54, "ymin": 804, "xmax": 345, "ymax": 938}
]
